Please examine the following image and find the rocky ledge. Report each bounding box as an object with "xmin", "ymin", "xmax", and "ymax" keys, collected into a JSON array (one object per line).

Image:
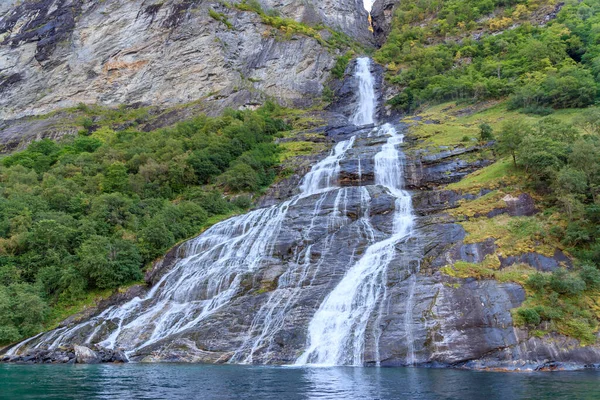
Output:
[{"xmin": 2, "ymin": 345, "xmax": 127, "ymax": 364}]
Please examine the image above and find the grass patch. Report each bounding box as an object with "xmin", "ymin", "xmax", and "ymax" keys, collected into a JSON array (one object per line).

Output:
[
  {"xmin": 278, "ymin": 141, "xmax": 327, "ymax": 162},
  {"xmin": 459, "ymin": 214, "xmax": 556, "ymax": 257},
  {"xmin": 447, "ymin": 158, "xmax": 522, "ymax": 193},
  {"xmin": 448, "ymin": 190, "xmax": 505, "ymax": 218},
  {"xmin": 45, "ymin": 288, "xmax": 115, "ymax": 330},
  {"xmin": 440, "ymin": 254, "xmax": 501, "ymax": 279},
  {"xmin": 407, "ymin": 101, "xmax": 588, "ymax": 155}
]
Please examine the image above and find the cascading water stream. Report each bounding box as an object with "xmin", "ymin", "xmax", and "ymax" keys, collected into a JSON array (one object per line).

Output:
[
  {"xmin": 7, "ymin": 132, "xmax": 356, "ymax": 357},
  {"xmin": 8, "ymin": 57, "xmax": 419, "ymax": 366},
  {"xmin": 6, "ymin": 71, "xmax": 360, "ymax": 359},
  {"xmin": 295, "ymin": 123, "xmax": 415, "ymax": 366},
  {"xmin": 295, "ymin": 60, "xmax": 417, "ymax": 367},
  {"xmin": 352, "ymin": 58, "xmax": 376, "ymax": 126}
]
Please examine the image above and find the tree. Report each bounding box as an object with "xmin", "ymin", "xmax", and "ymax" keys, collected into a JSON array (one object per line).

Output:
[
  {"xmin": 574, "ymin": 108, "xmax": 600, "ymax": 135},
  {"xmin": 569, "ymin": 138, "xmax": 600, "ymax": 202},
  {"xmin": 478, "ymin": 123, "xmax": 494, "ymax": 143},
  {"xmin": 219, "ymin": 163, "xmax": 260, "ymax": 192},
  {"xmin": 101, "ymin": 163, "xmax": 129, "ymax": 193},
  {"xmin": 535, "ymin": 117, "xmax": 579, "ymax": 143},
  {"xmin": 187, "ymin": 151, "xmax": 221, "ymax": 184},
  {"xmin": 77, "ymin": 236, "xmax": 142, "ymax": 290},
  {"xmin": 0, "ymin": 284, "xmax": 48, "ymax": 345},
  {"xmin": 496, "ymin": 119, "xmax": 533, "ymax": 167}
]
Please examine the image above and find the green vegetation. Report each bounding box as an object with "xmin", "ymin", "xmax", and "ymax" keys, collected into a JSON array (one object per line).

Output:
[
  {"xmin": 229, "ymin": 0, "xmax": 363, "ymax": 53},
  {"xmin": 432, "ymin": 100, "xmax": 600, "ymax": 343},
  {"xmin": 0, "ymin": 102, "xmax": 292, "ymax": 345},
  {"xmin": 332, "ymin": 51, "xmax": 355, "ymax": 79},
  {"xmin": 209, "ymin": 8, "xmax": 233, "ymax": 29},
  {"xmin": 513, "ymin": 267, "xmax": 600, "ymax": 345},
  {"xmin": 376, "ymin": 0, "xmax": 600, "ymax": 112}
]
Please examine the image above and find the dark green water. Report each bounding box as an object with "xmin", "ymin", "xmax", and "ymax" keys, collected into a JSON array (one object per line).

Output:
[{"xmin": 1, "ymin": 364, "xmax": 600, "ymax": 400}]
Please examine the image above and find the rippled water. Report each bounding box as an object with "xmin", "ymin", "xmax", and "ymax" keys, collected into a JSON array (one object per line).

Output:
[{"xmin": 2, "ymin": 364, "xmax": 600, "ymax": 400}]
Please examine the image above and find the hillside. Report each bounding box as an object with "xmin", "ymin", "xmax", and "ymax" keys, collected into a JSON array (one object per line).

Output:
[
  {"xmin": 370, "ymin": 0, "xmax": 600, "ymax": 351},
  {"xmin": 2, "ymin": 0, "xmax": 600, "ymax": 371}
]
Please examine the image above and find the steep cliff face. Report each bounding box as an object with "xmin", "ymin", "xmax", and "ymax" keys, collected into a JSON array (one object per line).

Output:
[
  {"xmin": 0, "ymin": 0, "xmax": 369, "ymax": 122},
  {"xmin": 259, "ymin": 0, "xmax": 371, "ymax": 44},
  {"xmin": 370, "ymin": 0, "xmax": 397, "ymax": 47}
]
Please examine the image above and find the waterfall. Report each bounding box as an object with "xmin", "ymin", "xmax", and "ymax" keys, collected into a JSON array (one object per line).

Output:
[
  {"xmin": 9, "ymin": 57, "xmax": 419, "ymax": 366},
  {"xmin": 295, "ymin": 61, "xmax": 416, "ymax": 367},
  {"xmin": 351, "ymin": 58, "xmax": 376, "ymax": 126},
  {"xmin": 295, "ymin": 123, "xmax": 415, "ymax": 366},
  {"xmin": 7, "ymin": 99, "xmax": 358, "ymax": 360}
]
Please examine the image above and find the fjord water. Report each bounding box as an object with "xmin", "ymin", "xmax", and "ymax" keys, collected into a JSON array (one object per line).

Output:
[{"xmin": 3, "ymin": 364, "xmax": 600, "ymax": 400}]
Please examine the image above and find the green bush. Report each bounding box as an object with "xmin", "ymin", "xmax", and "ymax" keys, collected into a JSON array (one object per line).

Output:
[
  {"xmin": 526, "ymin": 273, "xmax": 549, "ymax": 292},
  {"xmin": 550, "ymin": 269, "xmax": 587, "ymax": 296},
  {"xmin": 332, "ymin": 52, "xmax": 353, "ymax": 79},
  {"xmin": 220, "ymin": 163, "xmax": 260, "ymax": 192},
  {"xmin": 579, "ymin": 264, "xmax": 600, "ymax": 290},
  {"xmin": 518, "ymin": 308, "xmax": 541, "ymax": 326},
  {"xmin": 77, "ymin": 237, "xmax": 142, "ymax": 290},
  {"xmin": 478, "ymin": 123, "xmax": 494, "ymax": 142}
]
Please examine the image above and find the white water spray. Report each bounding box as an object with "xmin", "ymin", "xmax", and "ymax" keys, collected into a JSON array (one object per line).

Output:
[
  {"xmin": 295, "ymin": 59, "xmax": 417, "ymax": 366},
  {"xmin": 9, "ymin": 57, "xmax": 420, "ymax": 366},
  {"xmin": 8, "ymin": 102, "xmax": 358, "ymax": 360},
  {"xmin": 352, "ymin": 58, "xmax": 376, "ymax": 126},
  {"xmin": 295, "ymin": 123, "xmax": 415, "ymax": 366}
]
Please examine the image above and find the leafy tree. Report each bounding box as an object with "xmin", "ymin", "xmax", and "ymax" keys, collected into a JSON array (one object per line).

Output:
[
  {"xmin": 478, "ymin": 123, "xmax": 494, "ymax": 143},
  {"xmin": 77, "ymin": 236, "xmax": 142, "ymax": 290},
  {"xmin": 0, "ymin": 284, "xmax": 48, "ymax": 345},
  {"xmin": 220, "ymin": 163, "xmax": 260, "ymax": 192},
  {"xmin": 496, "ymin": 119, "xmax": 532, "ymax": 167},
  {"xmin": 575, "ymin": 108, "xmax": 600, "ymax": 135},
  {"xmin": 101, "ymin": 163, "xmax": 129, "ymax": 193}
]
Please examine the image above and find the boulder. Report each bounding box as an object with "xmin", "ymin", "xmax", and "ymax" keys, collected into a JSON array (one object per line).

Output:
[{"xmin": 74, "ymin": 345, "xmax": 101, "ymax": 364}]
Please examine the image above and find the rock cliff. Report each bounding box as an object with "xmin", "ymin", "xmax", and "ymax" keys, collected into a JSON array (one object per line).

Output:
[{"xmin": 0, "ymin": 0, "xmax": 370, "ymax": 123}]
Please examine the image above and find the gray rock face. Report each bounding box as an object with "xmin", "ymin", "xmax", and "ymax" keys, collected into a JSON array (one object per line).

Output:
[
  {"xmin": 0, "ymin": 0, "xmax": 368, "ymax": 124},
  {"xmin": 258, "ymin": 0, "xmax": 372, "ymax": 45},
  {"xmin": 1, "ymin": 345, "xmax": 126, "ymax": 364},
  {"xmin": 370, "ymin": 0, "xmax": 398, "ymax": 47}
]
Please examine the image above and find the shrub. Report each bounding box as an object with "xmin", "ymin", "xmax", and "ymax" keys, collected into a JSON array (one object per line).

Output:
[
  {"xmin": 77, "ymin": 236, "xmax": 142, "ymax": 290},
  {"xmin": 518, "ymin": 307, "xmax": 541, "ymax": 325},
  {"xmin": 526, "ymin": 272, "xmax": 549, "ymax": 292},
  {"xmin": 549, "ymin": 268, "xmax": 586, "ymax": 295},
  {"xmin": 220, "ymin": 163, "xmax": 260, "ymax": 192},
  {"xmin": 579, "ymin": 264, "xmax": 600, "ymax": 290},
  {"xmin": 478, "ymin": 123, "xmax": 494, "ymax": 142},
  {"xmin": 332, "ymin": 52, "xmax": 353, "ymax": 79}
]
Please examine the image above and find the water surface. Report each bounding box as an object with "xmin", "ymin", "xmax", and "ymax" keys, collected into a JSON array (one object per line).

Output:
[{"xmin": 2, "ymin": 364, "xmax": 600, "ymax": 400}]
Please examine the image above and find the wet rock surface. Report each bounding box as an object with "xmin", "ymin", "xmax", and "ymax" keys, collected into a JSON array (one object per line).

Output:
[
  {"xmin": 1, "ymin": 345, "xmax": 126, "ymax": 364},
  {"xmin": 5, "ymin": 118, "xmax": 597, "ymax": 371},
  {"xmin": 371, "ymin": 0, "xmax": 399, "ymax": 47}
]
